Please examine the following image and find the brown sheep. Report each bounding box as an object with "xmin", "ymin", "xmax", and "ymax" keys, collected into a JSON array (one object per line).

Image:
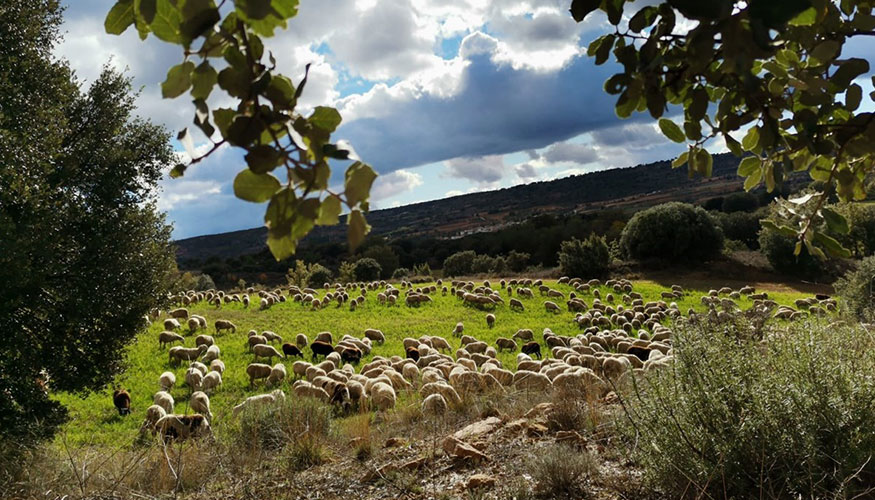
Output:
[
  {"xmin": 158, "ymin": 331, "xmax": 184, "ymax": 349},
  {"xmin": 282, "ymin": 343, "xmax": 303, "ymax": 358},
  {"xmin": 509, "ymin": 298, "xmax": 524, "ymax": 311},
  {"xmin": 311, "ymin": 341, "xmax": 334, "ymax": 361},
  {"xmin": 521, "ymin": 342, "xmax": 542, "ymax": 360},
  {"xmin": 341, "ymin": 347, "xmax": 362, "ymax": 365},
  {"xmin": 405, "ymin": 347, "xmax": 420, "ymax": 362},
  {"xmin": 113, "ymin": 389, "xmax": 131, "ymax": 416},
  {"xmin": 486, "ymin": 313, "xmax": 495, "ymax": 328},
  {"xmin": 214, "ymin": 319, "xmax": 236, "ymax": 334},
  {"xmin": 495, "ymin": 337, "xmax": 517, "ymax": 352}
]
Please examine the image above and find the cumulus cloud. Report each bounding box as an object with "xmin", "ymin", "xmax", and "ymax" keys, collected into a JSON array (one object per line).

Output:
[
  {"xmin": 514, "ymin": 162, "xmax": 538, "ymax": 179},
  {"xmin": 444, "ymin": 155, "xmax": 505, "ymax": 185},
  {"xmin": 542, "ymin": 142, "xmax": 599, "ymax": 164},
  {"xmin": 371, "ymin": 169, "xmax": 424, "ymax": 200}
]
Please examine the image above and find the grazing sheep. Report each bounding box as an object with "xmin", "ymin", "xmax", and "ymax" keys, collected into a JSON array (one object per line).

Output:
[
  {"xmin": 140, "ymin": 405, "xmax": 166, "ymax": 433},
  {"xmin": 253, "ymin": 344, "xmax": 284, "ymax": 363},
  {"xmin": 169, "ymin": 308, "xmax": 189, "ymax": 319},
  {"xmin": 201, "ymin": 345, "xmax": 220, "ymax": 364},
  {"xmin": 512, "ymin": 329, "xmax": 534, "ymax": 342},
  {"xmin": 169, "ymin": 345, "xmax": 208, "ymax": 365},
  {"xmin": 190, "ymin": 391, "xmax": 212, "ymax": 420},
  {"xmin": 201, "ymin": 371, "xmax": 222, "ymax": 393},
  {"xmin": 486, "ymin": 313, "xmax": 495, "ymax": 328},
  {"xmin": 158, "ymin": 331, "xmax": 184, "ymax": 349},
  {"xmin": 187, "ymin": 317, "xmax": 201, "ymax": 333},
  {"xmin": 159, "ymin": 371, "xmax": 176, "ymax": 391},
  {"xmin": 185, "ymin": 367, "xmax": 204, "ymax": 390},
  {"xmin": 154, "ymin": 414, "xmax": 211, "ymax": 441},
  {"xmin": 190, "ymin": 361, "xmax": 208, "ymax": 375},
  {"xmin": 495, "ymin": 337, "xmax": 517, "ymax": 352},
  {"xmin": 295, "ymin": 333, "xmax": 308, "ymax": 348},
  {"xmin": 315, "ymin": 331, "xmax": 333, "ymax": 344},
  {"xmin": 293, "ymin": 382, "xmax": 330, "ymax": 402},
  {"xmin": 521, "ymin": 342, "xmax": 542, "ymax": 360},
  {"xmin": 364, "ymin": 328, "xmax": 385, "ymax": 344},
  {"xmin": 246, "ymin": 363, "xmax": 273, "ymax": 385},
  {"xmin": 112, "ymin": 389, "xmax": 131, "ymax": 416},
  {"xmin": 430, "ymin": 336, "xmax": 451, "ymax": 351},
  {"xmin": 153, "ymin": 391, "xmax": 174, "ymax": 413},
  {"xmin": 209, "ymin": 359, "xmax": 225, "ymax": 374},
  {"xmin": 214, "ymin": 319, "xmax": 236, "ymax": 334},
  {"xmin": 163, "ymin": 319, "xmax": 181, "ymax": 331},
  {"xmin": 453, "ymin": 322, "xmax": 464, "ymax": 337},
  {"xmin": 282, "ymin": 343, "xmax": 303, "ymax": 358},
  {"xmin": 268, "ymin": 363, "xmax": 287, "ymax": 386},
  {"xmin": 544, "ymin": 301, "xmax": 561, "ymax": 314},
  {"xmin": 466, "ymin": 341, "xmax": 488, "ymax": 354},
  {"xmin": 310, "ymin": 341, "xmax": 334, "ymax": 361},
  {"xmin": 406, "ymin": 347, "xmax": 420, "ymax": 362},
  {"xmin": 370, "ymin": 382, "xmax": 397, "ymax": 410},
  {"xmin": 513, "ymin": 371, "xmax": 552, "ymax": 391},
  {"xmin": 340, "ymin": 347, "xmax": 362, "ymax": 365},
  {"xmin": 262, "ymin": 331, "xmax": 283, "ymax": 343},
  {"xmin": 195, "ymin": 334, "xmax": 214, "ymax": 347},
  {"xmin": 509, "ymin": 298, "xmax": 524, "ymax": 311},
  {"xmin": 247, "ymin": 335, "xmax": 267, "ymax": 351},
  {"xmin": 422, "ymin": 393, "xmax": 448, "ymax": 416}
]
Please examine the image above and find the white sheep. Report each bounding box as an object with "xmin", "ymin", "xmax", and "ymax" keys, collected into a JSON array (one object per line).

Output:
[
  {"xmin": 189, "ymin": 361, "xmax": 208, "ymax": 375},
  {"xmin": 201, "ymin": 370, "xmax": 222, "ymax": 393},
  {"xmin": 169, "ymin": 345, "xmax": 207, "ymax": 365},
  {"xmin": 422, "ymin": 393, "xmax": 448, "ymax": 416},
  {"xmin": 163, "ymin": 318, "xmax": 181, "ymax": 331},
  {"xmin": 364, "ymin": 328, "xmax": 385, "ymax": 344},
  {"xmin": 158, "ymin": 330, "xmax": 185, "ymax": 349},
  {"xmin": 195, "ymin": 334, "xmax": 215, "ymax": 347},
  {"xmin": 153, "ymin": 391, "xmax": 174, "ymax": 413},
  {"xmin": 253, "ymin": 344, "xmax": 283, "ymax": 363},
  {"xmin": 370, "ymin": 382, "xmax": 396, "ymax": 410},
  {"xmin": 246, "ymin": 363, "xmax": 272, "ymax": 385},
  {"xmin": 185, "ymin": 367, "xmax": 203, "ymax": 390},
  {"xmin": 190, "ymin": 391, "xmax": 212, "ymax": 420},
  {"xmin": 268, "ymin": 363, "xmax": 287, "ymax": 386},
  {"xmin": 209, "ymin": 359, "xmax": 225, "ymax": 374},
  {"xmin": 139, "ymin": 404, "xmax": 166, "ymax": 433},
  {"xmin": 214, "ymin": 319, "xmax": 236, "ymax": 334},
  {"xmin": 232, "ymin": 389, "xmax": 286, "ymax": 417},
  {"xmin": 158, "ymin": 371, "xmax": 176, "ymax": 391},
  {"xmin": 201, "ymin": 344, "xmax": 221, "ymax": 364}
]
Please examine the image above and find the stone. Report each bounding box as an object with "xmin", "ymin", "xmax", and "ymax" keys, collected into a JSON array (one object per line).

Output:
[
  {"xmin": 454, "ymin": 416, "xmax": 502, "ymax": 441},
  {"xmin": 525, "ymin": 422, "xmax": 548, "ymax": 437},
  {"xmin": 524, "ymin": 402, "xmax": 554, "ymax": 419},
  {"xmin": 442, "ymin": 436, "xmax": 489, "ymax": 462},
  {"xmin": 464, "ymin": 473, "xmax": 497, "ymax": 490}
]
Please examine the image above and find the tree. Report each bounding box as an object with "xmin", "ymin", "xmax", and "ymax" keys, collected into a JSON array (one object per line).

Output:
[
  {"xmin": 721, "ymin": 192, "xmax": 759, "ymax": 213},
  {"xmin": 443, "ymin": 251, "xmax": 477, "ymax": 277},
  {"xmin": 338, "ymin": 261, "xmax": 356, "ymax": 283},
  {"xmin": 620, "ymin": 202, "xmax": 724, "ymax": 262},
  {"xmin": 471, "ymin": 254, "xmax": 496, "ymax": 274},
  {"xmin": 834, "ymin": 256, "xmax": 875, "ymax": 320},
  {"xmin": 308, "ymin": 264, "xmax": 333, "ymax": 287},
  {"xmin": 558, "ymin": 234, "xmax": 611, "ymax": 278},
  {"xmin": 105, "ymin": 0, "xmax": 377, "ymax": 261},
  {"xmin": 353, "ymin": 257, "xmax": 382, "ymax": 281},
  {"xmin": 506, "ymin": 250, "xmax": 531, "ymax": 272},
  {"xmin": 570, "ymin": 0, "xmax": 875, "ymax": 259},
  {"xmin": 758, "ymin": 200, "xmax": 835, "ymax": 279},
  {"xmin": 713, "ymin": 210, "xmax": 766, "ymax": 249},
  {"xmin": 391, "ymin": 267, "xmax": 410, "ymax": 280},
  {"xmin": 0, "ymin": 1, "xmax": 176, "ymax": 447},
  {"xmin": 362, "ymin": 245, "xmax": 399, "ymax": 279}
]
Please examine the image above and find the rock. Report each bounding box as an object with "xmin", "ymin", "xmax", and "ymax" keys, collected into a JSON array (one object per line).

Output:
[
  {"xmin": 603, "ymin": 391, "xmax": 620, "ymax": 404},
  {"xmin": 525, "ymin": 422, "xmax": 548, "ymax": 437},
  {"xmin": 442, "ymin": 436, "xmax": 489, "ymax": 462},
  {"xmin": 555, "ymin": 430, "xmax": 587, "ymax": 449},
  {"xmin": 464, "ymin": 473, "xmax": 497, "ymax": 490},
  {"xmin": 524, "ymin": 402, "xmax": 554, "ymax": 419},
  {"xmin": 454, "ymin": 416, "xmax": 502, "ymax": 441},
  {"xmin": 504, "ymin": 418, "xmax": 528, "ymax": 433},
  {"xmin": 383, "ymin": 437, "xmax": 405, "ymax": 448},
  {"xmin": 361, "ymin": 456, "xmax": 427, "ymax": 482}
]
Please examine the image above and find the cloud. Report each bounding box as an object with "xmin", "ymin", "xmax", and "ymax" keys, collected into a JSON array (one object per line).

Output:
[
  {"xmin": 542, "ymin": 141, "xmax": 599, "ymax": 164},
  {"xmin": 514, "ymin": 162, "xmax": 538, "ymax": 179},
  {"xmin": 444, "ymin": 155, "xmax": 505, "ymax": 184},
  {"xmin": 371, "ymin": 169, "xmax": 424, "ymax": 200}
]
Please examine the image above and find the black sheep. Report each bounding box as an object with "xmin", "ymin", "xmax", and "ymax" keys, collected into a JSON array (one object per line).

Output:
[
  {"xmin": 282, "ymin": 343, "xmax": 303, "ymax": 358},
  {"xmin": 311, "ymin": 340, "xmax": 334, "ymax": 361},
  {"xmin": 340, "ymin": 347, "xmax": 362, "ymax": 365},
  {"xmin": 405, "ymin": 347, "xmax": 420, "ymax": 362},
  {"xmin": 627, "ymin": 346, "xmax": 652, "ymax": 362},
  {"xmin": 113, "ymin": 389, "xmax": 131, "ymax": 416},
  {"xmin": 521, "ymin": 341, "xmax": 542, "ymax": 360}
]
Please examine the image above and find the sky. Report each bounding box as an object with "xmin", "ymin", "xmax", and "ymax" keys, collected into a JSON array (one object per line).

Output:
[{"xmin": 54, "ymin": 1, "xmax": 874, "ymax": 240}]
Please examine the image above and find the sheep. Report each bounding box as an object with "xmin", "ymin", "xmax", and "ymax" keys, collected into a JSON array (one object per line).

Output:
[
  {"xmin": 406, "ymin": 347, "xmax": 420, "ymax": 362},
  {"xmin": 201, "ymin": 344, "xmax": 220, "ymax": 364},
  {"xmin": 512, "ymin": 329, "xmax": 534, "ymax": 342},
  {"xmin": 521, "ymin": 342, "xmax": 542, "ymax": 360},
  {"xmin": 190, "ymin": 391, "xmax": 212, "ymax": 420},
  {"xmin": 247, "ymin": 335, "xmax": 267, "ymax": 351},
  {"xmin": 154, "ymin": 414, "xmax": 211, "ymax": 442},
  {"xmin": 486, "ymin": 313, "xmax": 495, "ymax": 328},
  {"xmin": 292, "ymin": 361, "xmax": 311, "ymax": 379},
  {"xmin": 153, "ymin": 391, "xmax": 174, "ymax": 413},
  {"xmin": 262, "ymin": 331, "xmax": 283, "ymax": 343},
  {"xmin": 282, "ymin": 343, "xmax": 303, "ymax": 358},
  {"xmin": 268, "ymin": 363, "xmax": 287, "ymax": 386},
  {"xmin": 310, "ymin": 341, "xmax": 334, "ymax": 361},
  {"xmin": 295, "ymin": 333, "xmax": 308, "ymax": 348},
  {"xmin": 253, "ymin": 344, "xmax": 283, "ymax": 364},
  {"xmin": 293, "ymin": 382, "xmax": 330, "ymax": 402},
  {"xmin": 158, "ymin": 331, "xmax": 184, "ymax": 349},
  {"xmin": 509, "ymin": 298, "xmax": 525, "ymax": 311},
  {"xmin": 214, "ymin": 319, "xmax": 236, "ymax": 334},
  {"xmin": 140, "ymin": 404, "xmax": 166, "ymax": 433},
  {"xmin": 209, "ymin": 359, "xmax": 225, "ymax": 374},
  {"xmin": 195, "ymin": 334, "xmax": 215, "ymax": 347},
  {"xmin": 246, "ymin": 363, "xmax": 273, "ymax": 385},
  {"xmin": 232, "ymin": 389, "xmax": 287, "ymax": 416},
  {"xmin": 190, "ymin": 361, "xmax": 208, "ymax": 375},
  {"xmin": 466, "ymin": 341, "xmax": 488, "ymax": 354},
  {"xmin": 185, "ymin": 367, "xmax": 204, "ymax": 390},
  {"xmin": 201, "ymin": 370, "xmax": 222, "ymax": 393},
  {"xmin": 544, "ymin": 301, "xmax": 561, "ymax": 314},
  {"xmin": 112, "ymin": 389, "xmax": 131, "ymax": 416},
  {"xmin": 159, "ymin": 371, "xmax": 176, "ymax": 391},
  {"xmin": 169, "ymin": 345, "xmax": 208, "ymax": 365},
  {"xmin": 364, "ymin": 328, "xmax": 385, "ymax": 344},
  {"xmin": 420, "ymin": 382, "xmax": 462, "ymax": 406},
  {"xmin": 453, "ymin": 322, "xmax": 464, "ymax": 337},
  {"xmin": 430, "ymin": 336, "xmax": 452, "ymax": 351},
  {"xmin": 169, "ymin": 308, "xmax": 189, "ymax": 319},
  {"xmin": 422, "ymin": 393, "xmax": 448, "ymax": 416},
  {"xmin": 163, "ymin": 319, "xmax": 181, "ymax": 331},
  {"xmin": 187, "ymin": 317, "xmax": 201, "ymax": 333},
  {"xmin": 340, "ymin": 347, "xmax": 362, "ymax": 365},
  {"xmin": 370, "ymin": 382, "xmax": 397, "ymax": 410},
  {"xmin": 315, "ymin": 331, "xmax": 333, "ymax": 344},
  {"xmin": 513, "ymin": 371, "xmax": 552, "ymax": 391},
  {"xmin": 495, "ymin": 337, "xmax": 517, "ymax": 352}
]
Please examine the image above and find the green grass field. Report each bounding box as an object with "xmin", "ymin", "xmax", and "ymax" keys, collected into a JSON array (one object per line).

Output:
[{"xmin": 53, "ymin": 279, "xmax": 815, "ymax": 447}]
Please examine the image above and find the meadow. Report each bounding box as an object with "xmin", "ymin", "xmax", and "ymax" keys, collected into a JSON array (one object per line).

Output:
[{"xmin": 53, "ymin": 278, "xmax": 815, "ymax": 448}]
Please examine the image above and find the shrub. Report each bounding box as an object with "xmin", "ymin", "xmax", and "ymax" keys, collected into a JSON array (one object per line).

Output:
[
  {"xmin": 307, "ymin": 264, "xmax": 332, "ymax": 288},
  {"xmin": 758, "ymin": 225, "xmax": 825, "ymax": 279},
  {"xmin": 835, "ymin": 202, "xmax": 875, "ymax": 257},
  {"xmin": 362, "ymin": 245, "xmax": 399, "ymax": 279},
  {"xmin": 491, "ymin": 255, "xmax": 507, "ymax": 274},
  {"xmin": 471, "ymin": 254, "xmax": 495, "ymax": 274},
  {"xmin": 391, "ymin": 267, "xmax": 410, "ymax": 280},
  {"xmin": 233, "ymin": 397, "xmax": 332, "ymax": 456},
  {"xmin": 338, "ymin": 260, "xmax": 356, "ymax": 283},
  {"xmin": 506, "ymin": 250, "xmax": 530, "ymax": 272},
  {"xmin": 620, "ymin": 202, "xmax": 723, "ymax": 262},
  {"xmin": 721, "ymin": 192, "xmax": 759, "ymax": 212},
  {"xmin": 713, "ymin": 209, "xmax": 764, "ymax": 249},
  {"xmin": 443, "ymin": 250, "xmax": 476, "ymax": 276},
  {"xmin": 558, "ymin": 234, "xmax": 611, "ymax": 279},
  {"xmin": 176, "ymin": 272, "xmax": 216, "ymax": 292},
  {"xmin": 353, "ymin": 257, "xmax": 382, "ymax": 281},
  {"xmin": 287, "ymin": 260, "xmax": 331, "ymax": 288},
  {"xmin": 412, "ymin": 262, "xmax": 432, "ymax": 277},
  {"xmin": 527, "ymin": 443, "xmax": 598, "ymax": 499},
  {"xmin": 834, "ymin": 255, "xmax": 875, "ymax": 320},
  {"xmin": 622, "ymin": 319, "xmax": 875, "ymax": 498}
]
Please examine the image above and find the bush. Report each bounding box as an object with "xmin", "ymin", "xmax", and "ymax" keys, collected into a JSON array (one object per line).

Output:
[
  {"xmin": 758, "ymin": 225, "xmax": 825, "ymax": 279},
  {"xmin": 620, "ymin": 202, "xmax": 723, "ymax": 262},
  {"xmin": 412, "ymin": 262, "xmax": 432, "ymax": 277},
  {"xmin": 471, "ymin": 254, "xmax": 495, "ymax": 274},
  {"xmin": 307, "ymin": 264, "xmax": 332, "ymax": 288},
  {"xmin": 713, "ymin": 209, "xmax": 764, "ymax": 249},
  {"xmin": 558, "ymin": 234, "xmax": 611, "ymax": 279},
  {"xmin": 338, "ymin": 260, "xmax": 356, "ymax": 283},
  {"xmin": 443, "ymin": 250, "xmax": 476, "ymax": 277},
  {"xmin": 835, "ymin": 202, "xmax": 875, "ymax": 257},
  {"xmin": 721, "ymin": 192, "xmax": 759, "ymax": 212},
  {"xmin": 491, "ymin": 255, "xmax": 507, "ymax": 274},
  {"xmin": 622, "ymin": 319, "xmax": 875, "ymax": 498},
  {"xmin": 391, "ymin": 267, "xmax": 410, "ymax": 280},
  {"xmin": 506, "ymin": 250, "xmax": 530, "ymax": 272},
  {"xmin": 834, "ymin": 255, "xmax": 875, "ymax": 320},
  {"xmin": 352, "ymin": 257, "xmax": 382, "ymax": 281},
  {"xmin": 233, "ymin": 396, "xmax": 332, "ymax": 456},
  {"xmin": 527, "ymin": 443, "xmax": 598, "ymax": 499},
  {"xmin": 176, "ymin": 272, "xmax": 216, "ymax": 292},
  {"xmin": 362, "ymin": 245, "xmax": 399, "ymax": 279}
]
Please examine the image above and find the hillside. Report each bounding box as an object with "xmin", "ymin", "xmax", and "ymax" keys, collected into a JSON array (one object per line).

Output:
[{"xmin": 174, "ymin": 153, "xmax": 756, "ymax": 261}]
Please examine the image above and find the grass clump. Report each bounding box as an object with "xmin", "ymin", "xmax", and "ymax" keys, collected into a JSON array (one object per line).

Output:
[
  {"xmin": 622, "ymin": 318, "xmax": 875, "ymax": 498},
  {"xmin": 527, "ymin": 442, "xmax": 599, "ymax": 499}
]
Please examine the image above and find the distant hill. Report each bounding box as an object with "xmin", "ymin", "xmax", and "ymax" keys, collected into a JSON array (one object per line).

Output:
[{"xmin": 173, "ymin": 153, "xmax": 773, "ymax": 261}]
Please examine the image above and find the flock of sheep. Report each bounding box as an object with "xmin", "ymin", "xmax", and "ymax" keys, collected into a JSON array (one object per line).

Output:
[{"xmin": 119, "ymin": 277, "xmax": 829, "ymax": 443}]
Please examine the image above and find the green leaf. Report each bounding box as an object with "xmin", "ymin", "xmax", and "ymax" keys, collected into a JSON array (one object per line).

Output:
[
  {"xmin": 671, "ymin": 151, "xmax": 689, "ymax": 168},
  {"xmin": 787, "ymin": 7, "xmax": 816, "ymax": 26},
  {"xmin": 245, "ymin": 145, "xmax": 283, "ymax": 174},
  {"xmin": 151, "ymin": 0, "xmax": 183, "ymax": 43},
  {"xmin": 138, "ymin": 0, "xmax": 157, "ymax": 23},
  {"xmin": 629, "ymin": 6, "xmax": 657, "ymax": 32},
  {"xmin": 309, "ymin": 106, "xmax": 342, "ymax": 133},
  {"xmin": 570, "ymin": 0, "xmax": 601, "ymax": 22},
  {"xmin": 738, "ymin": 156, "xmax": 760, "ymax": 176},
  {"xmin": 697, "ymin": 149, "xmax": 713, "ymax": 177},
  {"xmin": 811, "ymin": 40, "xmax": 840, "ymax": 64},
  {"xmin": 822, "ymin": 207, "xmax": 850, "ymax": 235},
  {"xmin": 237, "ymin": 0, "xmax": 272, "ymax": 19},
  {"xmin": 161, "ymin": 61, "xmax": 195, "ymax": 98},
  {"xmin": 658, "ymin": 118, "xmax": 685, "ymax": 143},
  {"xmin": 344, "ymin": 162, "xmax": 377, "ymax": 207},
  {"xmin": 742, "ymin": 127, "xmax": 760, "ymax": 151},
  {"xmin": 846, "ymin": 83, "xmax": 862, "ymax": 111},
  {"xmin": 347, "ymin": 209, "xmax": 371, "ymax": 250},
  {"xmin": 217, "ymin": 67, "xmax": 250, "ymax": 99},
  {"xmin": 190, "ymin": 61, "xmax": 217, "ymax": 100},
  {"xmin": 832, "ymin": 59, "xmax": 870, "ymax": 89},
  {"xmin": 212, "ymin": 108, "xmax": 235, "ymax": 137},
  {"xmin": 744, "ymin": 168, "xmax": 762, "ymax": 191},
  {"xmin": 233, "ymin": 170, "xmax": 280, "ymax": 203},
  {"xmin": 180, "ymin": 0, "xmax": 220, "ymax": 42},
  {"xmin": 317, "ymin": 196, "xmax": 342, "ymax": 226},
  {"xmin": 814, "ymin": 231, "xmax": 851, "ymax": 258},
  {"xmin": 169, "ymin": 163, "xmax": 187, "ymax": 178},
  {"xmin": 105, "ymin": 0, "xmax": 135, "ymax": 35},
  {"xmin": 226, "ymin": 116, "xmax": 264, "ymax": 147}
]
